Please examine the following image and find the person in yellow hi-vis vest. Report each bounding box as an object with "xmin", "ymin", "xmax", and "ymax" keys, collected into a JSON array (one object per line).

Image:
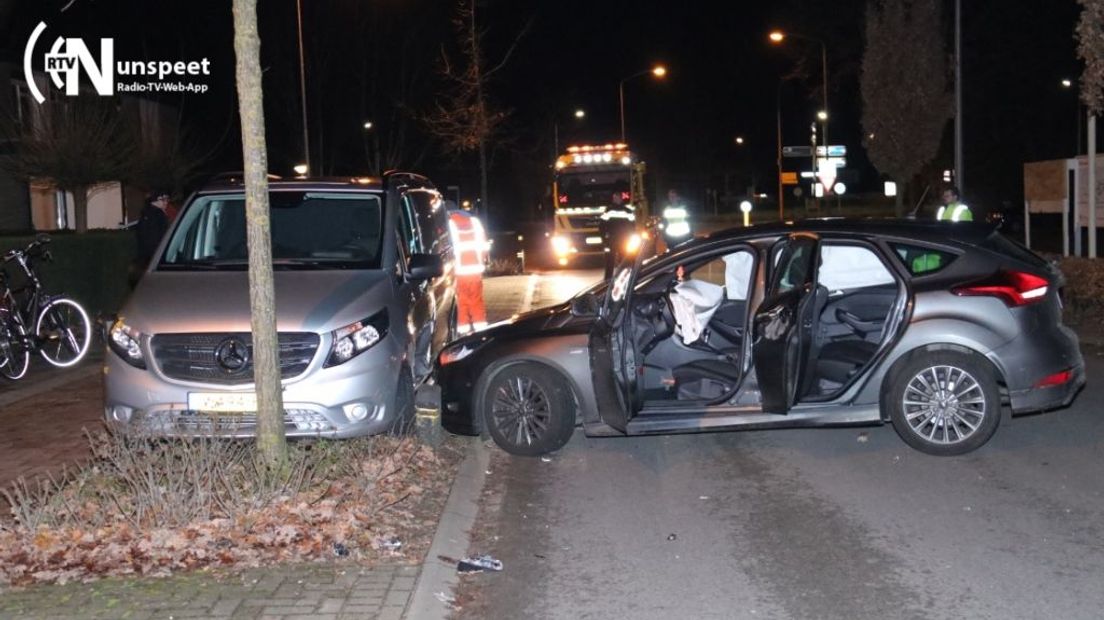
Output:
[
  {"xmin": 448, "ymin": 207, "xmax": 488, "ymax": 334},
  {"xmin": 936, "ymin": 186, "xmax": 973, "ymax": 222}
]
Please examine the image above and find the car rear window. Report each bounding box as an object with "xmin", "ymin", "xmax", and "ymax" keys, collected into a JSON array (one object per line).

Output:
[
  {"xmin": 980, "ymin": 232, "xmax": 1048, "ymax": 269},
  {"xmin": 890, "ymin": 243, "xmax": 957, "ymax": 276}
]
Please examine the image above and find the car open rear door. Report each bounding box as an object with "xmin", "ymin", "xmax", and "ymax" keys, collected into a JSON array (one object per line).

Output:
[
  {"xmin": 589, "ymin": 246, "xmax": 646, "ymax": 432},
  {"xmin": 752, "ymin": 233, "xmax": 820, "ymax": 413}
]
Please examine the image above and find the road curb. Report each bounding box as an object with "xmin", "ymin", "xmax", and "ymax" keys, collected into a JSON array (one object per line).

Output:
[
  {"xmin": 0, "ymin": 362, "xmax": 101, "ymax": 409},
  {"xmin": 405, "ymin": 435, "xmax": 490, "ymax": 619}
]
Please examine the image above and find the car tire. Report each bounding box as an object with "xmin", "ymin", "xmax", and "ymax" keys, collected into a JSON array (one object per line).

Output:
[
  {"xmin": 389, "ymin": 364, "xmax": 416, "ymax": 436},
  {"xmin": 482, "ymin": 363, "xmax": 576, "ymax": 456},
  {"xmin": 885, "ymin": 350, "xmax": 1001, "ymax": 456}
]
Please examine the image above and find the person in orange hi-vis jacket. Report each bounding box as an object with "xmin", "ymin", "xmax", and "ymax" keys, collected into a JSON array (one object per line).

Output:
[{"xmin": 448, "ymin": 207, "xmax": 488, "ymax": 334}]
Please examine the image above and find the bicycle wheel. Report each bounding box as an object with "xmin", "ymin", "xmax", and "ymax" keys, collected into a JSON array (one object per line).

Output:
[
  {"xmin": 0, "ymin": 318, "xmax": 30, "ymax": 380},
  {"xmin": 35, "ymin": 297, "xmax": 91, "ymax": 367}
]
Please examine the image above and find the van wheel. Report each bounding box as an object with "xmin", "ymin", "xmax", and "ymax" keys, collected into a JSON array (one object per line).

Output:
[
  {"xmin": 389, "ymin": 365, "xmax": 416, "ymax": 436},
  {"xmin": 482, "ymin": 363, "xmax": 576, "ymax": 456},
  {"xmin": 885, "ymin": 351, "xmax": 1000, "ymax": 456}
]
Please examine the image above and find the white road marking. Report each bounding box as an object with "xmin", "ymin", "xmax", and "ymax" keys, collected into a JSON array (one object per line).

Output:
[{"xmin": 519, "ymin": 273, "xmax": 539, "ymax": 313}]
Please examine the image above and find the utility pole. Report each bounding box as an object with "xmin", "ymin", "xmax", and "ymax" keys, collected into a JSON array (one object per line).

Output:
[
  {"xmin": 954, "ymin": 0, "xmax": 964, "ymax": 193},
  {"xmin": 296, "ymin": 0, "xmax": 310, "ymax": 172}
]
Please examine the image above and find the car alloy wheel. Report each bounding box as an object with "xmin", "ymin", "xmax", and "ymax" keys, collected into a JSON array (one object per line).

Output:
[
  {"xmin": 886, "ymin": 350, "xmax": 1001, "ymax": 456},
  {"xmin": 901, "ymin": 365, "xmax": 986, "ymax": 445},
  {"xmin": 482, "ymin": 363, "xmax": 576, "ymax": 456},
  {"xmin": 491, "ymin": 375, "xmax": 552, "ymax": 448}
]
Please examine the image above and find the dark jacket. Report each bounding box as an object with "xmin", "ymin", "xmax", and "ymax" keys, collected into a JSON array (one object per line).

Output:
[{"xmin": 136, "ymin": 204, "xmax": 168, "ymax": 265}]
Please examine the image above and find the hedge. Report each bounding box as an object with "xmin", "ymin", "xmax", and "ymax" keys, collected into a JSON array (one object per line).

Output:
[{"xmin": 0, "ymin": 230, "xmax": 136, "ymax": 318}]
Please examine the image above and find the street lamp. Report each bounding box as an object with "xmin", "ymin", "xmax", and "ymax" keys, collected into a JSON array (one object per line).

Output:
[
  {"xmin": 363, "ymin": 121, "xmax": 373, "ymax": 130},
  {"xmin": 293, "ymin": 164, "xmax": 309, "ymax": 176},
  {"xmin": 619, "ymin": 64, "xmax": 668, "ymax": 142},
  {"xmin": 553, "ymin": 107, "xmax": 586, "ymax": 158},
  {"xmin": 735, "ymin": 136, "xmax": 745, "ymax": 145},
  {"xmin": 769, "ymin": 30, "xmax": 829, "ymax": 176},
  {"xmin": 1062, "ymin": 78, "xmax": 1081, "ymax": 156}
]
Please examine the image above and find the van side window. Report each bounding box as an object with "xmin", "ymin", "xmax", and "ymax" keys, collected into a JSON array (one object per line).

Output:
[
  {"xmin": 406, "ymin": 190, "xmax": 448, "ymax": 256},
  {"xmin": 398, "ymin": 194, "xmax": 424, "ymax": 257},
  {"xmin": 890, "ymin": 243, "xmax": 957, "ymax": 276}
]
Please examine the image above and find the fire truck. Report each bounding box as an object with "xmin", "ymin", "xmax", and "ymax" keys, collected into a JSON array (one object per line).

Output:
[{"xmin": 550, "ymin": 143, "xmax": 650, "ymax": 266}]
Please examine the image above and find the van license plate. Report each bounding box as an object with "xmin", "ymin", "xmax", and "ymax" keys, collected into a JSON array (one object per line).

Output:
[
  {"xmin": 586, "ymin": 236, "xmax": 603, "ymax": 245},
  {"xmin": 188, "ymin": 392, "xmax": 257, "ymax": 413}
]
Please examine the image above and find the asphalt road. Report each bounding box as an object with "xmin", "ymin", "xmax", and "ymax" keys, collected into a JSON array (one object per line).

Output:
[{"xmin": 455, "ymin": 268, "xmax": 1104, "ymax": 620}]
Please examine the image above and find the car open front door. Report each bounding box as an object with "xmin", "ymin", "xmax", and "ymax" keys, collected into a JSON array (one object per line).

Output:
[
  {"xmin": 589, "ymin": 247, "xmax": 646, "ymax": 432},
  {"xmin": 752, "ymin": 233, "xmax": 820, "ymax": 414}
]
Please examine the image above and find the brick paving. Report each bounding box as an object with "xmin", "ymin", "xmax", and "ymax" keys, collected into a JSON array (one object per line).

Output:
[
  {"xmin": 0, "ymin": 367, "xmax": 103, "ymax": 491},
  {"xmin": 0, "ymin": 563, "xmax": 420, "ymax": 620}
]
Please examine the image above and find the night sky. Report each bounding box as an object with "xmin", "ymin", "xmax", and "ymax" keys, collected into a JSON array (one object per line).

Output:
[{"xmin": 2, "ymin": 0, "xmax": 1093, "ymax": 226}]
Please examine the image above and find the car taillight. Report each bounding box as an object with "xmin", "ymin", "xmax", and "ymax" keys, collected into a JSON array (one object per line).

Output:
[
  {"xmin": 1035, "ymin": 369, "xmax": 1073, "ymax": 388},
  {"xmin": 952, "ymin": 270, "xmax": 1049, "ymax": 307}
]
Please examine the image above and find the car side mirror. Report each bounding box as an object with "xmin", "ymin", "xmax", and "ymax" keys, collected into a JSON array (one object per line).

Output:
[
  {"xmin": 407, "ymin": 253, "xmax": 443, "ymax": 281},
  {"xmin": 570, "ymin": 292, "xmax": 598, "ymax": 317}
]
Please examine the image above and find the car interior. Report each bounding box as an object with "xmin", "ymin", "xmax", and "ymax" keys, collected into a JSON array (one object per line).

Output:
[{"xmin": 625, "ymin": 242, "xmax": 902, "ymax": 410}]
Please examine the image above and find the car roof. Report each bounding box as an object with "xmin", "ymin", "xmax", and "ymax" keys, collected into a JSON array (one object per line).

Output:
[{"xmin": 699, "ymin": 218, "xmax": 996, "ymax": 248}]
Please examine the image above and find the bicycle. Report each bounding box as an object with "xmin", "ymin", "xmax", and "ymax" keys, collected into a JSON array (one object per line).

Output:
[{"xmin": 0, "ymin": 234, "xmax": 92, "ymax": 380}]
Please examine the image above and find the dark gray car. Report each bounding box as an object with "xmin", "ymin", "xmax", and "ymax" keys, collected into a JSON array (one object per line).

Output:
[
  {"xmin": 438, "ymin": 220, "xmax": 1084, "ymax": 456},
  {"xmin": 104, "ymin": 173, "xmax": 456, "ymax": 437}
]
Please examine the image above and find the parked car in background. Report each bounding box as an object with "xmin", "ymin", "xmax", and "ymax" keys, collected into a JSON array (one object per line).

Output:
[
  {"xmin": 104, "ymin": 172, "xmax": 455, "ymax": 437},
  {"xmin": 437, "ymin": 219, "xmax": 1083, "ymax": 456}
]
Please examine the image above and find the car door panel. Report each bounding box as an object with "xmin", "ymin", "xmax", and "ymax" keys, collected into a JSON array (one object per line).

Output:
[{"xmin": 752, "ymin": 234, "xmax": 819, "ymax": 414}]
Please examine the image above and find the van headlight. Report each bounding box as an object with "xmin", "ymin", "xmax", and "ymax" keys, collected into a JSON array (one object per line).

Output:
[
  {"xmin": 108, "ymin": 318, "xmax": 146, "ymax": 369},
  {"xmin": 325, "ymin": 310, "xmax": 389, "ymax": 367}
]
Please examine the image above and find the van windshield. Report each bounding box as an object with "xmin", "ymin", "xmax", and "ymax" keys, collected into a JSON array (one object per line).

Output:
[{"xmin": 160, "ymin": 191, "xmax": 385, "ymax": 270}]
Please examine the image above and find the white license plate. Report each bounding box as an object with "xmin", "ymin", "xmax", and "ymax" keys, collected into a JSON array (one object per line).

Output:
[
  {"xmin": 586, "ymin": 236, "xmax": 603, "ymax": 245},
  {"xmin": 188, "ymin": 392, "xmax": 257, "ymax": 413}
]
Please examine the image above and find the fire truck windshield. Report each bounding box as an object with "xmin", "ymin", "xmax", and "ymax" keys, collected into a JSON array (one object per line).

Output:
[{"xmin": 557, "ymin": 171, "xmax": 630, "ymax": 207}]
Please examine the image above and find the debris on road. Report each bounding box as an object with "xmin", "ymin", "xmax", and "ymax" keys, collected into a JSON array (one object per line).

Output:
[
  {"xmin": 857, "ymin": 432, "xmax": 869, "ymax": 443},
  {"xmin": 377, "ymin": 537, "xmax": 403, "ymax": 552},
  {"xmin": 435, "ymin": 591, "xmax": 457, "ymax": 606},
  {"xmin": 458, "ymin": 554, "xmax": 505, "ymax": 573},
  {"xmin": 540, "ymin": 456, "xmax": 553, "ymax": 463},
  {"xmin": 667, "ymin": 533, "xmax": 678, "ymax": 541},
  {"xmin": 332, "ymin": 542, "xmax": 350, "ymax": 557}
]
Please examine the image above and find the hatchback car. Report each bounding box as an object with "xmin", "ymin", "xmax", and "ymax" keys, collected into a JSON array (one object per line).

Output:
[
  {"xmin": 437, "ymin": 220, "xmax": 1084, "ymax": 456},
  {"xmin": 104, "ymin": 172, "xmax": 456, "ymax": 437}
]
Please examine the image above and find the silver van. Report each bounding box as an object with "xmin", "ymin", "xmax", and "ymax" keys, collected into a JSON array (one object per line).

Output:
[{"xmin": 104, "ymin": 173, "xmax": 456, "ymax": 437}]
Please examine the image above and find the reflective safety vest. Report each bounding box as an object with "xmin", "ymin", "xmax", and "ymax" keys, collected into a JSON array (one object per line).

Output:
[
  {"xmin": 936, "ymin": 202, "xmax": 973, "ymax": 222},
  {"xmin": 448, "ymin": 211, "xmax": 486, "ymax": 276}
]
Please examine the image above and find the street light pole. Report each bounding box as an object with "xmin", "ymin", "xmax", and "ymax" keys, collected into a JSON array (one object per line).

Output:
[
  {"xmin": 619, "ymin": 66, "xmax": 666, "ymax": 143},
  {"xmin": 954, "ymin": 0, "xmax": 964, "ymax": 193},
  {"xmin": 777, "ymin": 81, "xmax": 785, "ymax": 221},
  {"xmin": 295, "ymin": 0, "xmax": 310, "ymax": 173}
]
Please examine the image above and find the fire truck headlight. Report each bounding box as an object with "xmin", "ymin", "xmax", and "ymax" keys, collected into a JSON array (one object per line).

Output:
[{"xmin": 551, "ymin": 235, "xmax": 571, "ymax": 256}]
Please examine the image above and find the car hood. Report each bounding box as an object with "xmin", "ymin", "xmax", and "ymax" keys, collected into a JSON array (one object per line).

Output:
[
  {"xmin": 120, "ymin": 271, "xmax": 393, "ymax": 334},
  {"xmin": 469, "ymin": 300, "xmax": 594, "ymax": 342}
]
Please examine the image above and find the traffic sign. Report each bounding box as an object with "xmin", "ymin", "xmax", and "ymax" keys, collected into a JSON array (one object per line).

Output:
[
  {"xmin": 782, "ymin": 145, "xmax": 813, "ymax": 158},
  {"xmin": 780, "ymin": 171, "xmax": 799, "ymax": 185},
  {"xmin": 816, "ymin": 145, "xmax": 847, "ymax": 157}
]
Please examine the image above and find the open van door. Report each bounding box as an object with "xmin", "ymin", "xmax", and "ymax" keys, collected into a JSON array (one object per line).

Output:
[
  {"xmin": 589, "ymin": 245, "xmax": 647, "ymax": 432},
  {"xmin": 752, "ymin": 233, "xmax": 820, "ymax": 413}
]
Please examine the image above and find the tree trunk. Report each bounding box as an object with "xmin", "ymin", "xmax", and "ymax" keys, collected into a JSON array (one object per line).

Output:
[
  {"xmin": 232, "ymin": 0, "xmax": 287, "ymax": 468},
  {"xmin": 71, "ymin": 185, "xmax": 88, "ymax": 233}
]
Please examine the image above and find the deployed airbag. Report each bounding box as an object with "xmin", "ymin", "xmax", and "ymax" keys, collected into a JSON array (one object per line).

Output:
[{"xmin": 669, "ymin": 279, "xmax": 725, "ymax": 344}]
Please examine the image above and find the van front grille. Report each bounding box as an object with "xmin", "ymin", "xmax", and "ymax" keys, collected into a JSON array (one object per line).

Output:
[{"xmin": 151, "ymin": 332, "xmax": 320, "ymax": 385}]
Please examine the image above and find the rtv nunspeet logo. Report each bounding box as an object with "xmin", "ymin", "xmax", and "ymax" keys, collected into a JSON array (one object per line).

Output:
[{"xmin": 24, "ymin": 21, "xmax": 212, "ymax": 103}]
